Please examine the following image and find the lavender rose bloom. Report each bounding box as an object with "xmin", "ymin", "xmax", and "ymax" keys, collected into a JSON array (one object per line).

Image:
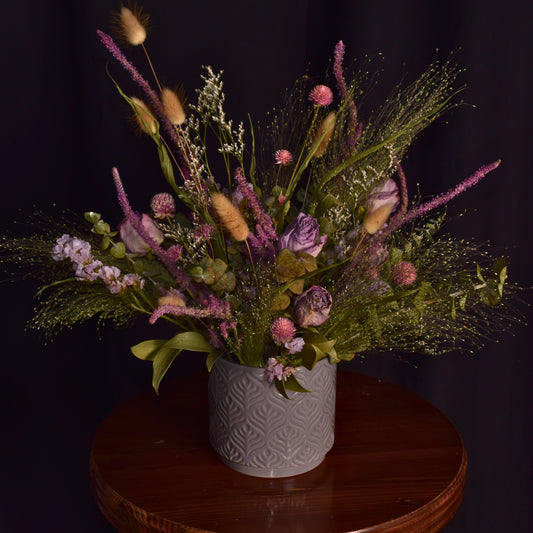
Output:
[
  {"xmin": 367, "ymin": 178, "xmax": 400, "ymax": 213},
  {"xmin": 119, "ymin": 214, "xmax": 164, "ymax": 255},
  {"xmin": 294, "ymin": 285, "xmax": 332, "ymax": 327},
  {"xmin": 279, "ymin": 213, "xmax": 327, "ymax": 257}
]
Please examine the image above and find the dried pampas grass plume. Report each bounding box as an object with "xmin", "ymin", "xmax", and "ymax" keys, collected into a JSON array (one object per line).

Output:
[
  {"xmin": 130, "ymin": 96, "xmax": 158, "ymax": 134},
  {"xmin": 161, "ymin": 87, "xmax": 187, "ymax": 125},
  {"xmin": 118, "ymin": 6, "xmax": 148, "ymax": 46},
  {"xmin": 312, "ymin": 111, "xmax": 336, "ymax": 158},
  {"xmin": 211, "ymin": 193, "xmax": 250, "ymax": 242}
]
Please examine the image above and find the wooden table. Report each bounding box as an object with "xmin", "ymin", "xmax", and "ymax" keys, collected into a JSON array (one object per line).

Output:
[{"xmin": 90, "ymin": 371, "xmax": 467, "ymax": 532}]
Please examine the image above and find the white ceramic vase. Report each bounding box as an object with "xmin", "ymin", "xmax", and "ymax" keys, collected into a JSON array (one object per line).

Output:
[{"xmin": 208, "ymin": 357, "xmax": 337, "ymax": 478}]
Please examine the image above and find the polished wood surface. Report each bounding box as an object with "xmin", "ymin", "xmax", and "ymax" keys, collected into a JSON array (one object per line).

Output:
[{"xmin": 90, "ymin": 371, "xmax": 467, "ymax": 532}]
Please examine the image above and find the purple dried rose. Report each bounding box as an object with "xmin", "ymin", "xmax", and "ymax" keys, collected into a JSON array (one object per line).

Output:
[
  {"xmin": 294, "ymin": 285, "xmax": 332, "ymax": 327},
  {"xmin": 119, "ymin": 213, "xmax": 164, "ymax": 255},
  {"xmin": 279, "ymin": 213, "xmax": 327, "ymax": 257},
  {"xmin": 367, "ymin": 179, "xmax": 400, "ymax": 212},
  {"xmin": 364, "ymin": 179, "xmax": 400, "ymax": 234}
]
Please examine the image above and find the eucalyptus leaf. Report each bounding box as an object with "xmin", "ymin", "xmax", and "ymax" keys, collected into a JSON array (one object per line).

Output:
[
  {"xmin": 84, "ymin": 212, "xmax": 101, "ymax": 224},
  {"xmin": 110, "ymin": 242, "xmax": 126, "ymax": 259}
]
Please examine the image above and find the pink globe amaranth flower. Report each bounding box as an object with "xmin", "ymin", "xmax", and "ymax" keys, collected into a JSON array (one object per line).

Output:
[
  {"xmin": 274, "ymin": 149, "xmax": 293, "ymax": 165},
  {"xmin": 392, "ymin": 261, "xmax": 417, "ymax": 286},
  {"xmin": 150, "ymin": 192, "xmax": 175, "ymax": 219},
  {"xmin": 119, "ymin": 213, "xmax": 164, "ymax": 255},
  {"xmin": 294, "ymin": 285, "xmax": 332, "ymax": 327},
  {"xmin": 279, "ymin": 213, "xmax": 327, "ymax": 257},
  {"xmin": 271, "ymin": 317, "xmax": 296, "ymax": 345},
  {"xmin": 308, "ymin": 85, "xmax": 333, "ymax": 106}
]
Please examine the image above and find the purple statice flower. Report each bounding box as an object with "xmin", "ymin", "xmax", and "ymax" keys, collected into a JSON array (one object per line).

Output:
[
  {"xmin": 294, "ymin": 286, "xmax": 332, "ymax": 327},
  {"xmin": 279, "ymin": 213, "xmax": 327, "ymax": 257},
  {"xmin": 234, "ymin": 167, "xmax": 277, "ymax": 242},
  {"xmin": 270, "ymin": 317, "xmax": 296, "ymax": 345},
  {"xmin": 274, "ymin": 149, "xmax": 293, "ymax": 165},
  {"xmin": 333, "ymin": 40, "xmax": 360, "ymax": 149},
  {"xmin": 308, "ymin": 85, "xmax": 333, "ymax": 106},
  {"xmin": 51, "ymin": 234, "xmax": 145, "ymax": 294},
  {"xmin": 265, "ymin": 358, "xmax": 295, "ymax": 382},
  {"xmin": 74, "ymin": 259, "xmax": 103, "ymax": 282},
  {"xmin": 285, "ymin": 337, "xmax": 305, "ymax": 355},
  {"xmin": 51, "ymin": 234, "xmax": 72, "ymax": 261},
  {"xmin": 282, "ymin": 366, "xmax": 296, "ymax": 380},
  {"xmin": 122, "ymin": 273, "xmax": 145, "ymax": 289},
  {"xmin": 150, "ymin": 192, "xmax": 176, "ymax": 219},
  {"xmin": 99, "ymin": 265, "xmax": 123, "ymax": 294},
  {"xmin": 54, "ymin": 235, "xmax": 92, "ymax": 264}
]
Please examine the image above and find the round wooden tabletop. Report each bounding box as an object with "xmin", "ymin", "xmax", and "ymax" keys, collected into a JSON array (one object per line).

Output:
[{"xmin": 90, "ymin": 371, "xmax": 467, "ymax": 533}]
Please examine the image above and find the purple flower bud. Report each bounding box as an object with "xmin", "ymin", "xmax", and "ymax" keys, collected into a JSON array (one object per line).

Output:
[
  {"xmin": 119, "ymin": 213, "xmax": 164, "ymax": 255},
  {"xmin": 279, "ymin": 213, "xmax": 327, "ymax": 257},
  {"xmin": 294, "ymin": 285, "xmax": 332, "ymax": 327}
]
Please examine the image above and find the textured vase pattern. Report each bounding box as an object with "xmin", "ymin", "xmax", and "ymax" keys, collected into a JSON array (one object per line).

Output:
[{"xmin": 208, "ymin": 357, "xmax": 337, "ymax": 477}]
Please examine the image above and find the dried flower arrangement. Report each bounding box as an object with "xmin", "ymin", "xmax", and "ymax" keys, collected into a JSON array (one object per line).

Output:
[{"xmin": 0, "ymin": 5, "xmax": 522, "ymax": 397}]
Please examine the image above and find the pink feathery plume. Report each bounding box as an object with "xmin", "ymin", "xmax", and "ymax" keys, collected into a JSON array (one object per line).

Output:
[
  {"xmin": 234, "ymin": 167, "xmax": 277, "ymax": 241},
  {"xmin": 389, "ymin": 160, "xmax": 501, "ymax": 232},
  {"xmin": 112, "ymin": 167, "xmax": 190, "ymax": 287},
  {"xmin": 149, "ymin": 301, "xmax": 231, "ymax": 324},
  {"xmin": 333, "ymin": 41, "xmax": 360, "ymax": 150},
  {"xmin": 97, "ymin": 30, "xmax": 191, "ymax": 181}
]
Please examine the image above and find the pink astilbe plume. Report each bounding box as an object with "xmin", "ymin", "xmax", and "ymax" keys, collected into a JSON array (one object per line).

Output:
[
  {"xmin": 112, "ymin": 167, "xmax": 190, "ymax": 288},
  {"xmin": 234, "ymin": 167, "xmax": 277, "ymax": 241},
  {"xmin": 97, "ymin": 30, "xmax": 191, "ymax": 181},
  {"xmin": 149, "ymin": 295, "xmax": 231, "ymax": 324},
  {"xmin": 333, "ymin": 40, "xmax": 360, "ymax": 150},
  {"xmin": 389, "ymin": 160, "xmax": 501, "ymax": 232}
]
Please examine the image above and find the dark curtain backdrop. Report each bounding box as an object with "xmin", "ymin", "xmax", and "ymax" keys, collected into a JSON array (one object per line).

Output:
[{"xmin": 1, "ymin": 1, "xmax": 532, "ymax": 532}]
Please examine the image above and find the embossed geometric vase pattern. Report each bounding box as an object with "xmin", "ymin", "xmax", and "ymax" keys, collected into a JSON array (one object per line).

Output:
[{"xmin": 208, "ymin": 357, "xmax": 337, "ymax": 477}]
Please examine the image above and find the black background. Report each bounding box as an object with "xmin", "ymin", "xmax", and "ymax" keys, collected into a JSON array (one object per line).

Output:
[{"xmin": 1, "ymin": 1, "xmax": 532, "ymax": 531}]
